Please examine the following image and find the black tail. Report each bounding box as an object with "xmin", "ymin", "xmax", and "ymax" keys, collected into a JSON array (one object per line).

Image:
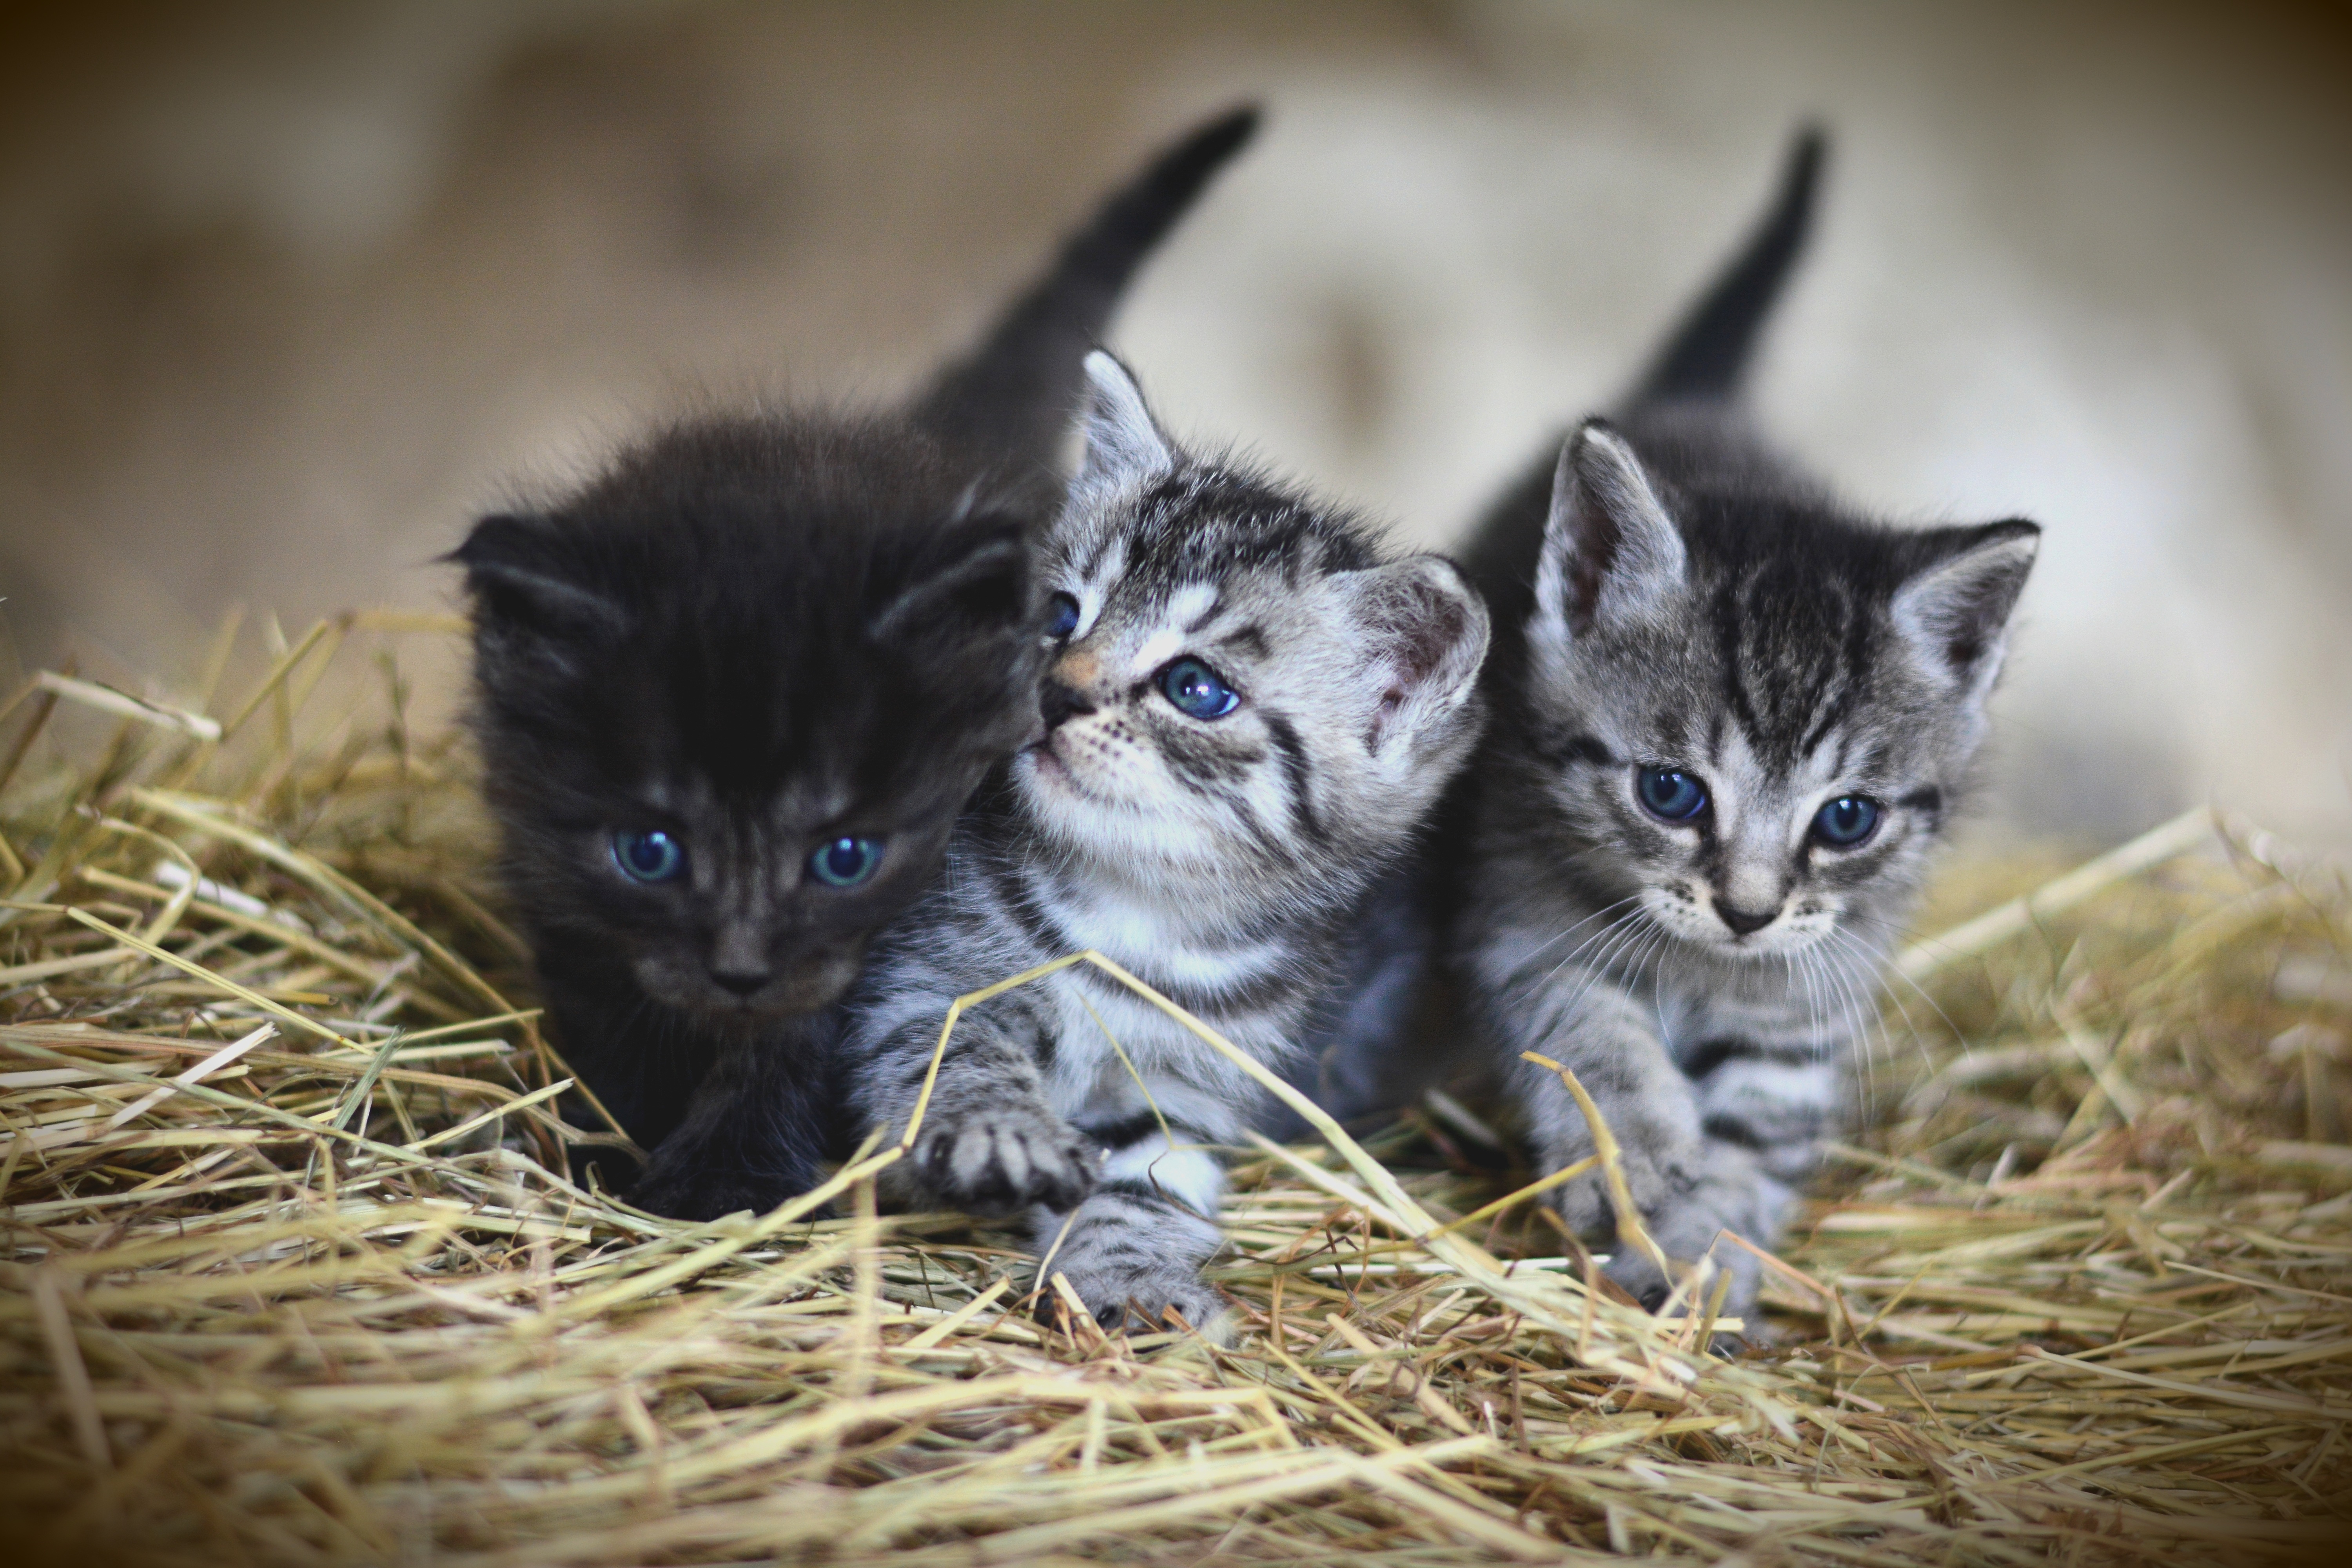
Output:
[
  {"xmin": 1631, "ymin": 126, "xmax": 1827, "ymax": 408},
  {"xmin": 913, "ymin": 104, "xmax": 1261, "ymax": 476}
]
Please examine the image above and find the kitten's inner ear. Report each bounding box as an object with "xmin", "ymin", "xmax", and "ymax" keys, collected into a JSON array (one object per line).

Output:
[
  {"xmin": 1890, "ymin": 519, "xmax": 2041, "ymax": 694},
  {"xmin": 452, "ymin": 514, "xmax": 625, "ymax": 637},
  {"xmin": 867, "ymin": 519, "xmax": 1031, "ymax": 643},
  {"xmin": 1074, "ymin": 350, "xmax": 1176, "ymax": 492},
  {"xmin": 1534, "ymin": 421, "xmax": 1688, "ymax": 636},
  {"xmin": 1347, "ymin": 556, "xmax": 1492, "ymax": 753}
]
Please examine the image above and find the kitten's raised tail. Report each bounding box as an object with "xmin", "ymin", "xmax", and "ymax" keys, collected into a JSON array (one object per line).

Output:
[
  {"xmin": 913, "ymin": 104, "xmax": 1261, "ymax": 478},
  {"xmin": 1630, "ymin": 125, "xmax": 1827, "ymax": 409}
]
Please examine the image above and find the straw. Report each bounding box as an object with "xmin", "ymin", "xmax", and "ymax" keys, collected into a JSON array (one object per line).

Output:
[{"xmin": 2, "ymin": 613, "xmax": 2345, "ymax": 1565}]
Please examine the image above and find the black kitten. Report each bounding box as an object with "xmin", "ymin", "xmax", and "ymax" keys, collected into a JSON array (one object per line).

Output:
[{"xmin": 454, "ymin": 107, "xmax": 1260, "ymax": 1220}]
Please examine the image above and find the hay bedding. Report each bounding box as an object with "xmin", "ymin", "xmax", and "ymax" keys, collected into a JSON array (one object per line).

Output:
[{"xmin": 0, "ymin": 615, "xmax": 2346, "ymax": 1567}]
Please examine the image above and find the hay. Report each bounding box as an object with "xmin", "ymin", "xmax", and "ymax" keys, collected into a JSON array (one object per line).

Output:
[{"xmin": 1, "ymin": 613, "xmax": 2347, "ymax": 1566}]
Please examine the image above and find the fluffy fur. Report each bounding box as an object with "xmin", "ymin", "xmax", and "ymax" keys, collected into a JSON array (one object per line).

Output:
[
  {"xmin": 839, "ymin": 352, "xmax": 1489, "ymax": 1337},
  {"xmin": 1452, "ymin": 130, "xmax": 2040, "ymax": 1320},
  {"xmin": 454, "ymin": 108, "xmax": 1260, "ymax": 1220}
]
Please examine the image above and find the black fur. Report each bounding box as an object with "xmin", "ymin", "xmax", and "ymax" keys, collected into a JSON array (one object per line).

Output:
[
  {"xmin": 454, "ymin": 109, "xmax": 1259, "ymax": 1220},
  {"xmin": 457, "ymin": 423, "xmax": 1040, "ymax": 1216},
  {"xmin": 1631, "ymin": 125, "xmax": 1825, "ymax": 407},
  {"xmin": 915, "ymin": 105, "xmax": 1260, "ymax": 502}
]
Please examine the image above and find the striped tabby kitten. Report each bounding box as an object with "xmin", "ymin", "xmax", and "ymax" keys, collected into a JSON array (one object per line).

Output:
[
  {"xmin": 842, "ymin": 351, "xmax": 1488, "ymax": 1337},
  {"xmin": 1455, "ymin": 131, "xmax": 2040, "ymax": 1319}
]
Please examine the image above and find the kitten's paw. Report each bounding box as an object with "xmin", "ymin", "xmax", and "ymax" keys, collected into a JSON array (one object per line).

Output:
[
  {"xmin": 917, "ymin": 1102, "xmax": 1098, "ymax": 1216},
  {"xmin": 1037, "ymin": 1192, "xmax": 1233, "ymax": 1343},
  {"xmin": 1543, "ymin": 1138, "xmax": 1693, "ymax": 1241},
  {"xmin": 631, "ymin": 1167, "xmax": 810, "ymax": 1223},
  {"xmin": 1601, "ymin": 1236, "xmax": 1761, "ymax": 1334},
  {"xmin": 1043, "ymin": 1258, "xmax": 1233, "ymax": 1345}
]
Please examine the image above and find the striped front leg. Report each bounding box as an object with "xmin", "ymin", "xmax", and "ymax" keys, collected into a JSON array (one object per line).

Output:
[
  {"xmin": 1031, "ymin": 1126, "xmax": 1230, "ymax": 1341},
  {"xmin": 1508, "ymin": 980, "xmax": 1790, "ymax": 1318},
  {"xmin": 1681, "ymin": 1033, "xmax": 1841, "ymax": 1186}
]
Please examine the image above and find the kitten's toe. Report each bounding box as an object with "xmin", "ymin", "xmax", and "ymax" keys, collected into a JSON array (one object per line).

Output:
[
  {"xmin": 918, "ymin": 1103, "xmax": 1097, "ymax": 1216},
  {"xmin": 1045, "ymin": 1260, "xmax": 1233, "ymax": 1346},
  {"xmin": 1145, "ymin": 1275, "xmax": 1236, "ymax": 1346},
  {"xmin": 1600, "ymin": 1235, "xmax": 1762, "ymax": 1331},
  {"xmin": 1545, "ymin": 1174, "xmax": 1616, "ymax": 1240},
  {"xmin": 1598, "ymin": 1246, "xmax": 1674, "ymax": 1314}
]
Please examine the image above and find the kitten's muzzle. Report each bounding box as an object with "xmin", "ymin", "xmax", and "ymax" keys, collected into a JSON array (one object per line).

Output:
[
  {"xmin": 1039, "ymin": 678, "xmax": 1097, "ymax": 733},
  {"xmin": 652, "ymin": 945, "xmax": 864, "ymax": 1022},
  {"xmin": 1712, "ymin": 897, "xmax": 1782, "ymax": 937},
  {"xmin": 707, "ymin": 965, "xmax": 770, "ymax": 998}
]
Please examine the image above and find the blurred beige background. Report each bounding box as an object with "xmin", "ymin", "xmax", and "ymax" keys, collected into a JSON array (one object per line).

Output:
[{"xmin": 2, "ymin": 0, "xmax": 2347, "ymax": 847}]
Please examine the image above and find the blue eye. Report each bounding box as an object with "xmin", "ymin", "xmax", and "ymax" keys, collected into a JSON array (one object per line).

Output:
[
  {"xmin": 808, "ymin": 835, "xmax": 885, "ymax": 888},
  {"xmin": 612, "ymin": 829, "xmax": 684, "ymax": 883},
  {"xmin": 1812, "ymin": 795, "xmax": 1880, "ymax": 848},
  {"xmin": 1158, "ymin": 657, "xmax": 1240, "ymax": 720},
  {"xmin": 1044, "ymin": 592, "xmax": 1081, "ymax": 642},
  {"xmin": 1635, "ymin": 768, "xmax": 1708, "ymax": 822}
]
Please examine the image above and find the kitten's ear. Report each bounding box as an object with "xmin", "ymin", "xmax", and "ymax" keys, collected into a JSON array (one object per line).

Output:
[
  {"xmin": 867, "ymin": 517, "xmax": 1031, "ymax": 643},
  {"xmin": 1347, "ymin": 555, "xmax": 1492, "ymax": 754},
  {"xmin": 450, "ymin": 514, "xmax": 625, "ymax": 638},
  {"xmin": 1891, "ymin": 519, "xmax": 2040, "ymax": 697},
  {"xmin": 1074, "ymin": 350, "xmax": 1176, "ymax": 491},
  {"xmin": 1532, "ymin": 420, "xmax": 1687, "ymax": 637}
]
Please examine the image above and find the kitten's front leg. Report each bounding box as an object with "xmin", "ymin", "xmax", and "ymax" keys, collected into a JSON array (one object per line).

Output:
[
  {"xmin": 1511, "ymin": 982, "xmax": 1781, "ymax": 1318},
  {"xmin": 628, "ymin": 1024, "xmax": 829, "ymax": 1221},
  {"xmin": 1600, "ymin": 1140, "xmax": 1786, "ymax": 1329},
  {"xmin": 1033, "ymin": 1132, "xmax": 1230, "ymax": 1342},
  {"xmin": 889, "ymin": 1014, "xmax": 1098, "ymax": 1217},
  {"xmin": 535, "ymin": 945, "xmax": 706, "ymax": 1173}
]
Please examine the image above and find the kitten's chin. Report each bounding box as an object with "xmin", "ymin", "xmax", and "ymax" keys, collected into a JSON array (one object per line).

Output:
[
  {"xmin": 1019, "ymin": 740, "xmax": 1104, "ymax": 806},
  {"xmin": 1021, "ymin": 739, "xmax": 1069, "ymax": 784},
  {"xmin": 1016, "ymin": 746, "xmax": 1162, "ymax": 863}
]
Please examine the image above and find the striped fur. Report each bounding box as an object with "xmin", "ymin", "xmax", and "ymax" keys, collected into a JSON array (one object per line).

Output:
[
  {"xmin": 1453, "ymin": 132, "xmax": 2039, "ymax": 1322},
  {"xmin": 841, "ymin": 352, "xmax": 1488, "ymax": 1338}
]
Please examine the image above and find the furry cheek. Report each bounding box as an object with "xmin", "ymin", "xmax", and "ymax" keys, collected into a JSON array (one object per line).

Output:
[
  {"xmin": 1739, "ymin": 907, "xmax": 1839, "ymax": 957},
  {"xmin": 1637, "ymin": 881, "xmax": 1717, "ymax": 942},
  {"xmin": 1029, "ymin": 712, "xmax": 1150, "ymax": 807},
  {"xmin": 628, "ymin": 950, "xmax": 711, "ymax": 1013}
]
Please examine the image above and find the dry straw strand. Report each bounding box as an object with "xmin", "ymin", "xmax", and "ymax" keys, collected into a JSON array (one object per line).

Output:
[{"xmin": 0, "ymin": 613, "xmax": 2346, "ymax": 1565}]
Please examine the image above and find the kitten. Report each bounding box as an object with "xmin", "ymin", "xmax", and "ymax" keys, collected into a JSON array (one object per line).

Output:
[
  {"xmin": 838, "ymin": 352, "xmax": 1489, "ymax": 1336},
  {"xmin": 454, "ymin": 108, "xmax": 1260, "ymax": 1221},
  {"xmin": 1452, "ymin": 130, "xmax": 2040, "ymax": 1319}
]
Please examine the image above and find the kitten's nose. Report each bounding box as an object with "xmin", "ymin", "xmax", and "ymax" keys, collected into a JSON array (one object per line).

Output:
[
  {"xmin": 1039, "ymin": 679, "xmax": 1098, "ymax": 733},
  {"xmin": 708, "ymin": 966, "xmax": 769, "ymax": 997},
  {"xmin": 1713, "ymin": 898, "xmax": 1780, "ymax": 937}
]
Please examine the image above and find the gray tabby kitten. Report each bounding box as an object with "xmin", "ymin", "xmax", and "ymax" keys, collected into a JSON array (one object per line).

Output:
[
  {"xmin": 1454, "ymin": 131, "xmax": 2040, "ymax": 1319},
  {"xmin": 841, "ymin": 351, "xmax": 1489, "ymax": 1337}
]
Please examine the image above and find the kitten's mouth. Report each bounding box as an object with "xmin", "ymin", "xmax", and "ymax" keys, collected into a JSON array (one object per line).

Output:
[
  {"xmin": 1024, "ymin": 737, "xmax": 1091, "ymax": 797},
  {"xmin": 642, "ymin": 951, "xmax": 863, "ymax": 1022},
  {"xmin": 755, "ymin": 957, "xmax": 863, "ymax": 1015},
  {"xmin": 1708, "ymin": 922, "xmax": 1826, "ymax": 959},
  {"xmin": 1022, "ymin": 735, "xmax": 1137, "ymax": 815}
]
